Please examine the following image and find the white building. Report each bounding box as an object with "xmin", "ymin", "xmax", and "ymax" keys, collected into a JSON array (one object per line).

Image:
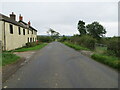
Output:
[{"xmin": 0, "ymin": 12, "xmax": 37, "ymax": 51}]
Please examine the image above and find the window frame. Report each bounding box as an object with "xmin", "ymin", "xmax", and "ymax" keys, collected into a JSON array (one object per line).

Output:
[
  {"xmin": 28, "ymin": 29, "xmax": 29, "ymax": 34},
  {"xmin": 18, "ymin": 27, "xmax": 21, "ymax": 35},
  {"xmin": 23, "ymin": 29, "xmax": 25, "ymax": 35},
  {"xmin": 10, "ymin": 24, "xmax": 13, "ymax": 34}
]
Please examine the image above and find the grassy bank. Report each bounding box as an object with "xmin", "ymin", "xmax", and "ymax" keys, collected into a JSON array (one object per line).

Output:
[
  {"xmin": 2, "ymin": 52, "xmax": 20, "ymax": 66},
  {"xmin": 13, "ymin": 43, "xmax": 47, "ymax": 52},
  {"xmin": 2, "ymin": 43, "xmax": 47, "ymax": 66},
  {"xmin": 63, "ymin": 42, "xmax": 89, "ymax": 50},
  {"xmin": 91, "ymin": 54, "xmax": 120, "ymax": 70},
  {"xmin": 63, "ymin": 42, "xmax": 120, "ymax": 70}
]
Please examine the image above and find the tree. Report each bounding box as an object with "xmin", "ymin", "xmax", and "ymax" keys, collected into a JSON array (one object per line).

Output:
[
  {"xmin": 86, "ymin": 22, "xmax": 106, "ymax": 40},
  {"xmin": 78, "ymin": 20, "xmax": 86, "ymax": 36},
  {"xmin": 47, "ymin": 28, "xmax": 56, "ymax": 36},
  {"xmin": 46, "ymin": 28, "xmax": 60, "ymax": 41}
]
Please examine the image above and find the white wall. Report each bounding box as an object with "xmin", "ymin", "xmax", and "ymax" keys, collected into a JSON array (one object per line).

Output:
[{"xmin": 4, "ymin": 22, "xmax": 37, "ymax": 51}]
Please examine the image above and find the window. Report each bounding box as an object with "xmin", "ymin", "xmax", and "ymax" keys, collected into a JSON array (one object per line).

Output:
[
  {"xmin": 23, "ymin": 29, "xmax": 25, "ymax": 35},
  {"xmin": 28, "ymin": 38, "xmax": 29, "ymax": 42},
  {"xmin": 18, "ymin": 27, "xmax": 21, "ymax": 35},
  {"xmin": 10, "ymin": 24, "xmax": 13, "ymax": 34},
  {"xmin": 28, "ymin": 29, "xmax": 29, "ymax": 34},
  {"xmin": 32, "ymin": 30, "xmax": 33, "ymax": 34},
  {"xmin": 33, "ymin": 38, "xmax": 34, "ymax": 42},
  {"xmin": 30, "ymin": 38, "xmax": 32, "ymax": 42}
]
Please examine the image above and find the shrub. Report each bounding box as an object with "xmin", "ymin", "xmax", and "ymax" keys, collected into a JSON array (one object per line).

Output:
[
  {"xmin": 37, "ymin": 36, "xmax": 52, "ymax": 43},
  {"xmin": 79, "ymin": 35, "xmax": 96, "ymax": 50},
  {"xmin": 25, "ymin": 42, "xmax": 38, "ymax": 48},
  {"xmin": 58, "ymin": 36, "xmax": 70, "ymax": 42},
  {"xmin": 68, "ymin": 35, "xmax": 96, "ymax": 50},
  {"xmin": 107, "ymin": 37, "xmax": 120, "ymax": 57},
  {"xmin": 70, "ymin": 36, "xmax": 81, "ymax": 44}
]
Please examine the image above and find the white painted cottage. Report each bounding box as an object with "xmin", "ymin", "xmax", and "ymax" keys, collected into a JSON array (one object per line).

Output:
[{"xmin": 0, "ymin": 12, "xmax": 37, "ymax": 51}]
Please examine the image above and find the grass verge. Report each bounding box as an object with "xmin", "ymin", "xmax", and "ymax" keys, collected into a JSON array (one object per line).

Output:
[
  {"xmin": 63, "ymin": 42, "xmax": 120, "ymax": 70},
  {"xmin": 91, "ymin": 54, "xmax": 120, "ymax": 70},
  {"xmin": 13, "ymin": 43, "xmax": 47, "ymax": 52},
  {"xmin": 2, "ymin": 52, "xmax": 20, "ymax": 66},
  {"xmin": 2, "ymin": 43, "xmax": 47, "ymax": 66},
  {"xmin": 63, "ymin": 42, "xmax": 89, "ymax": 50}
]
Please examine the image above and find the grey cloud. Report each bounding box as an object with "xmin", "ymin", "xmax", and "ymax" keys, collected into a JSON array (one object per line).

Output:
[{"xmin": 2, "ymin": 2, "xmax": 118, "ymax": 36}]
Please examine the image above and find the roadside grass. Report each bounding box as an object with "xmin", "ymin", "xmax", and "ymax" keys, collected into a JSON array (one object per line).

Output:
[
  {"xmin": 63, "ymin": 42, "xmax": 89, "ymax": 51},
  {"xmin": 91, "ymin": 54, "xmax": 120, "ymax": 70},
  {"xmin": 2, "ymin": 43, "xmax": 47, "ymax": 66},
  {"xmin": 63, "ymin": 42, "xmax": 120, "ymax": 70},
  {"xmin": 12, "ymin": 43, "xmax": 47, "ymax": 52},
  {"xmin": 2, "ymin": 52, "xmax": 20, "ymax": 66}
]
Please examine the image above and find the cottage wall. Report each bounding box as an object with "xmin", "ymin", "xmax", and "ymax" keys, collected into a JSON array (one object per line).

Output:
[
  {"xmin": 3, "ymin": 22, "xmax": 37, "ymax": 51},
  {"xmin": 0, "ymin": 21, "xmax": 4, "ymax": 50}
]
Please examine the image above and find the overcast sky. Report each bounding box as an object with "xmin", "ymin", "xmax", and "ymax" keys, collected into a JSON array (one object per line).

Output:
[{"xmin": 0, "ymin": 1, "xmax": 119, "ymax": 37}]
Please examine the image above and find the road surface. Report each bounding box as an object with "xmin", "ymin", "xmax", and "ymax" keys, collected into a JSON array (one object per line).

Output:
[{"xmin": 3, "ymin": 42, "xmax": 118, "ymax": 88}]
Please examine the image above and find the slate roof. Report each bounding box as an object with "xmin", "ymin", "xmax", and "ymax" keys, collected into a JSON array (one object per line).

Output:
[
  {"xmin": 19, "ymin": 20, "xmax": 37, "ymax": 32},
  {"xmin": 0, "ymin": 13, "xmax": 37, "ymax": 32}
]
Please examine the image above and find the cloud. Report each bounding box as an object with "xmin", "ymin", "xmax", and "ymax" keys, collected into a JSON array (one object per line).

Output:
[{"xmin": 1, "ymin": 2, "xmax": 118, "ymax": 37}]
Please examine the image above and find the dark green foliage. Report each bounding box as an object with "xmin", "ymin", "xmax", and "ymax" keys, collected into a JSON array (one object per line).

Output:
[
  {"xmin": 26, "ymin": 42, "xmax": 39, "ymax": 48},
  {"xmin": 86, "ymin": 22, "xmax": 106, "ymax": 40},
  {"xmin": 78, "ymin": 20, "xmax": 86, "ymax": 36},
  {"xmin": 37, "ymin": 36, "xmax": 52, "ymax": 43},
  {"xmin": 58, "ymin": 36, "xmax": 70, "ymax": 42},
  {"xmin": 79, "ymin": 35, "xmax": 96, "ymax": 50},
  {"xmin": 69, "ymin": 35, "xmax": 96, "ymax": 50},
  {"xmin": 107, "ymin": 37, "xmax": 120, "ymax": 57},
  {"xmin": 91, "ymin": 54, "xmax": 120, "ymax": 70},
  {"xmin": 69, "ymin": 36, "xmax": 81, "ymax": 44}
]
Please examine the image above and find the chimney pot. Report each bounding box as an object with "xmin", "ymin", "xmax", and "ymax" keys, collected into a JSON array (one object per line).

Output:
[
  {"xmin": 19, "ymin": 14, "xmax": 23, "ymax": 21},
  {"xmin": 10, "ymin": 12, "xmax": 16, "ymax": 21},
  {"xmin": 28, "ymin": 21, "xmax": 31, "ymax": 26}
]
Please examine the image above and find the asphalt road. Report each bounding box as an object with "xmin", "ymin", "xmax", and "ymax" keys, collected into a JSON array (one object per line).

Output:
[{"xmin": 3, "ymin": 42, "xmax": 118, "ymax": 88}]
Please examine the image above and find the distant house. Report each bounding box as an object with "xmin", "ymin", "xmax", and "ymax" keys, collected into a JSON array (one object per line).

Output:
[{"xmin": 0, "ymin": 12, "xmax": 37, "ymax": 51}]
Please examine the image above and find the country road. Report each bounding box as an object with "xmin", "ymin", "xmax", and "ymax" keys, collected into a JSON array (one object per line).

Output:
[{"xmin": 3, "ymin": 42, "xmax": 118, "ymax": 88}]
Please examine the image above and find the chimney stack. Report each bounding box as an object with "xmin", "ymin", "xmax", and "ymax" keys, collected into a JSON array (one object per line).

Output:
[
  {"xmin": 10, "ymin": 12, "xmax": 16, "ymax": 21},
  {"xmin": 28, "ymin": 21, "xmax": 31, "ymax": 26},
  {"xmin": 19, "ymin": 14, "xmax": 23, "ymax": 21}
]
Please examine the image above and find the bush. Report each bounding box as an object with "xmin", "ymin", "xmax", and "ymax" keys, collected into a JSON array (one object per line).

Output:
[
  {"xmin": 68, "ymin": 35, "xmax": 96, "ymax": 50},
  {"xmin": 58, "ymin": 36, "xmax": 70, "ymax": 42},
  {"xmin": 79, "ymin": 35, "xmax": 96, "ymax": 50},
  {"xmin": 69, "ymin": 36, "xmax": 81, "ymax": 44},
  {"xmin": 37, "ymin": 36, "xmax": 52, "ymax": 43},
  {"xmin": 107, "ymin": 37, "xmax": 120, "ymax": 57},
  {"xmin": 26, "ymin": 42, "xmax": 38, "ymax": 48}
]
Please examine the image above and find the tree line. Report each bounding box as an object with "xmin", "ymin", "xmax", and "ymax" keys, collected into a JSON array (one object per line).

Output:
[{"xmin": 78, "ymin": 20, "xmax": 106, "ymax": 40}]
